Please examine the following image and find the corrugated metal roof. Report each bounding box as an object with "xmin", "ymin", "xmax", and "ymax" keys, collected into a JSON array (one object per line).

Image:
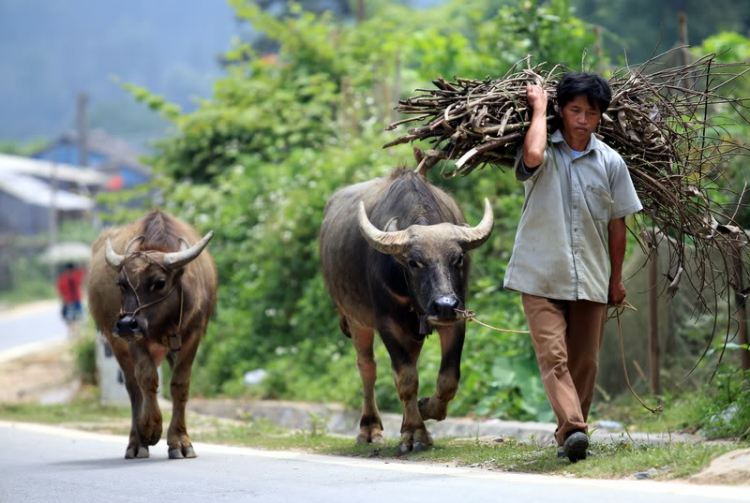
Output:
[
  {"xmin": 0, "ymin": 153, "xmax": 109, "ymax": 186},
  {"xmin": 0, "ymin": 171, "xmax": 94, "ymax": 211}
]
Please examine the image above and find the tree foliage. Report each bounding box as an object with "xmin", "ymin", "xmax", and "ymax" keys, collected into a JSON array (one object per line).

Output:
[{"xmin": 109, "ymin": 0, "xmax": 748, "ymax": 420}]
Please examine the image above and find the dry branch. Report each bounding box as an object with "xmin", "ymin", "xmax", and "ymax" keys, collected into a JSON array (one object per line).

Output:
[{"xmin": 386, "ymin": 51, "xmax": 750, "ymax": 369}]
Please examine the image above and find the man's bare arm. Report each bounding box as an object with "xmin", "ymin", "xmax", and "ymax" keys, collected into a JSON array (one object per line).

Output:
[
  {"xmin": 608, "ymin": 217, "xmax": 627, "ymax": 305},
  {"xmin": 522, "ymin": 84, "xmax": 548, "ymax": 169}
]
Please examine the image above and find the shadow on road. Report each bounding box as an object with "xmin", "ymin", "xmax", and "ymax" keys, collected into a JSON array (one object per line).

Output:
[{"xmin": 47, "ymin": 456, "xmax": 175, "ymax": 470}]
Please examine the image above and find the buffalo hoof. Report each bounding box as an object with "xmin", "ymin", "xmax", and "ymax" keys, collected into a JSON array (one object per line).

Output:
[
  {"xmin": 356, "ymin": 432, "xmax": 385, "ymax": 445},
  {"xmin": 398, "ymin": 442, "xmax": 411, "ymax": 456},
  {"xmin": 125, "ymin": 444, "xmax": 149, "ymax": 459},
  {"xmin": 168, "ymin": 445, "xmax": 197, "ymax": 459},
  {"xmin": 412, "ymin": 442, "xmax": 427, "ymax": 453},
  {"xmin": 418, "ymin": 396, "xmax": 447, "ymax": 422},
  {"xmin": 398, "ymin": 428, "xmax": 433, "ymax": 456}
]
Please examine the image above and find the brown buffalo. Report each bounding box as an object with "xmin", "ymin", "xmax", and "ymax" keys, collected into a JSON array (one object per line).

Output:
[
  {"xmin": 320, "ymin": 168, "xmax": 493, "ymax": 454},
  {"xmin": 88, "ymin": 210, "xmax": 217, "ymax": 459}
]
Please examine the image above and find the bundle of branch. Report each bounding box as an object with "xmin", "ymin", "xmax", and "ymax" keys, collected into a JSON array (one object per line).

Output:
[{"xmin": 385, "ymin": 50, "xmax": 750, "ymax": 368}]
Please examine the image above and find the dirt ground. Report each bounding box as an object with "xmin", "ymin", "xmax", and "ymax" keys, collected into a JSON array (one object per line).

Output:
[{"xmin": 0, "ymin": 341, "xmax": 79, "ymax": 404}]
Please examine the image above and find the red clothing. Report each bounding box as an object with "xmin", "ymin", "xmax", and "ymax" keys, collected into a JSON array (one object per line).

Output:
[{"xmin": 57, "ymin": 269, "xmax": 85, "ymax": 303}]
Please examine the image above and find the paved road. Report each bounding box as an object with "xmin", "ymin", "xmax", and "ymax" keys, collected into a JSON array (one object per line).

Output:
[
  {"xmin": 0, "ymin": 301, "xmax": 67, "ymax": 357},
  {"xmin": 1, "ymin": 422, "xmax": 747, "ymax": 503}
]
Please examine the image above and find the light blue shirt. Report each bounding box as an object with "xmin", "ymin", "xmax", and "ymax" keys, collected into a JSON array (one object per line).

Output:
[{"xmin": 503, "ymin": 130, "xmax": 643, "ymax": 303}]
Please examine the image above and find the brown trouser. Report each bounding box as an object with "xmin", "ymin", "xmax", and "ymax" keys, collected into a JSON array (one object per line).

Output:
[{"xmin": 521, "ymin": 293, "xmax": 608, "ymax": 446}]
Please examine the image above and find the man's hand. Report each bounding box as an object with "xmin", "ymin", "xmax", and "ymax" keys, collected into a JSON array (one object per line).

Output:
[
  {"xmin": 526, "ymin": 85, "xmax": 548, "ymax": 116},
  {"xmin": 522, "ymin": 85, "xmax": 549, "ymax": 168},
  {"xmin": 609, "ymin": 278, "xmax": 626, "ymax": 306}
]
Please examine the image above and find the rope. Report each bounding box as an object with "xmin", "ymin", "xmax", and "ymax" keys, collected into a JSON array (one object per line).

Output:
[
  {"xmin": 457, "ymin": 301, "xmax": 663, "ymax": 414},
  {"xmin": 118, "ymin": 252, "xmax": 184, "ymax": 350},
  {"xmin": 454, "ymin": 309, "xmax": 531, "ymax": 334},
  {"xmin": 609, "ymin": 301, "xmax": 663, "ymax": 414}
]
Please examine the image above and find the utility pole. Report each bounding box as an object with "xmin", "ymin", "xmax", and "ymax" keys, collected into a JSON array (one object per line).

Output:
[
  {"xmin": 732, "ymin": 241, "xmax": 750, "ymax": 379},
  {"xmin": 77, "ymin": 92, "xmax": 89, "ymax": 166},
  {"xmin": 48, "ymin": 161, "xmax": 58, "ymax": 280},
  {"xmin": 647, "ymin": 231, "xmax": 661, "ymax": 395},
  {"xmin": 356, "ymin": 0, "xmax": 365, "ymax": 23}
]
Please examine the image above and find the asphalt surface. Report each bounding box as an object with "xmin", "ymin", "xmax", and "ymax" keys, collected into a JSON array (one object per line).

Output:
[
  {"xmin": 1, "ymin": 422, "xmax": 747, "ymax": 503},
  {"xmin": 0, "ymin": 301, "xmax": 67, "ymax": 355}
]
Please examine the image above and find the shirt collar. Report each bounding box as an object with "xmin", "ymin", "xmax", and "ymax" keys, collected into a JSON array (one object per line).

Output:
[{"xmin": 550, "ymin": 129, "xmax": 602, "ymax": 154}]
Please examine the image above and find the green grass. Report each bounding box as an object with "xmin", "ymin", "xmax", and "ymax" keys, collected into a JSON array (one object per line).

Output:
[
  {"xmin": 0, "ymin": 399, "xmax": 131, "ymax": 425},
  {"xmin": 595, "ymin": 377, "xmax": 750, "ymax": 441},
  {"xmin": 1, "ymin": 398, "xmax": 745, "ymax": 481}
]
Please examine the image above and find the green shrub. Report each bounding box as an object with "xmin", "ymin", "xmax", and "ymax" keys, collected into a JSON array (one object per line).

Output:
[{"xmin": 71, "ymin": 330, "xmax": 98, "ymax": 385}]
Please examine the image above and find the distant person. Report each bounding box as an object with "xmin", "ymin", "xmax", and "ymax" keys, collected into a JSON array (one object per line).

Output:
[
  {"xmin": 504, "ymin": 73, "xmax": 642, "ymax": 462},
  {"xmin": 57, "ymin": 262, "xmax": 85, "ymax": 326}
]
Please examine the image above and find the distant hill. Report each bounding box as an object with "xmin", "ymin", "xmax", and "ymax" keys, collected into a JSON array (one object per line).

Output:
[{"xmin": 0, "ymin": 0, "xmax": 236, "ymax": 144}]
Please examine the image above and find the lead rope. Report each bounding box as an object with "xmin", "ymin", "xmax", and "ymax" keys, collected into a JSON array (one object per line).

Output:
[
  {"xmin": 457, "ymin": 303, "xmax": 663, "ymax": 414},
  {"xmin": 118, "ymin": 252, "xmax": 184, "ymax": 353},
  {"xmin": 454, "ymin": 308, "xmax": 531, "ymax": 334}
]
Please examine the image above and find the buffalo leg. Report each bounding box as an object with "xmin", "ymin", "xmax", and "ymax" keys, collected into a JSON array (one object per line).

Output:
[
  {"xmin": 105, "ymin": 333, "xmax": 147, "ymax": 459},
  {"xmin": 352, "ymin": 325, "xmax": 383, "ymax": 444},
  {"xmin": 419, "ymin": 323, "xmax": 465, "ymax": 421},
  {"xmin": 130, "ymin": 340, "xmax": 163, "ymax": 450},
  {"xmin": 380, "ymin": 326, "xmax": 432, "ymax": 455},
  {"xmin": 167, "ymin": 330, "xmax": 201, "ymax": 459}
]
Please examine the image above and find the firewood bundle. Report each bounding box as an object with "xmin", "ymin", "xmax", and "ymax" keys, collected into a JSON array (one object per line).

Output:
[{"xmin": 385, "ymin": 50, "xmax": 750, "ymax": 364}]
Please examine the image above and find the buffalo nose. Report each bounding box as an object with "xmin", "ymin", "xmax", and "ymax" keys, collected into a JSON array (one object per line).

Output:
[
  {"xmin": 115, "ymin": 315, "xmax": 139, "ymax": 335},
  {"xmin": 433, "ymin": 296, "xmax": 459, "ymax": 317}
]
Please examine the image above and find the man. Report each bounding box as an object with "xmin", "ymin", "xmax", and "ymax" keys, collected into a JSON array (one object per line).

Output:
[
  {"xmin": 503, "ymin": 73, "xmax": 642, "ymax": 462},
  {"xmin": 57, "ymin": 262, "xmax": 85, "ymax": 329}
]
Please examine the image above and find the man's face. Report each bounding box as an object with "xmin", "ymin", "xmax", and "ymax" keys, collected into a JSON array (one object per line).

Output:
[{"xmin": 560, "ymin": 94, "xmax": 601, "ymax": 145}]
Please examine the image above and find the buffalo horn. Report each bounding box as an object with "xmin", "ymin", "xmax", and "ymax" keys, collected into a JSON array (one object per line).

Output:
[
  {"xmin": 357, "ymin": 201, "xmax": 410, "ymax": 256},
  {"xmin": 104, "ymin": 235, "xmax": 144, "ymax": 268},
  {"xmin": 104, "ymin": 238, "xmax": 124, "ymax": 268},
  {"xmin": 453, "ymin": 198, "xmax": 494, "ymax": 250},
  {"xmin": 163, "ymin": 231, "xmax": 214, "ymax": 269}
]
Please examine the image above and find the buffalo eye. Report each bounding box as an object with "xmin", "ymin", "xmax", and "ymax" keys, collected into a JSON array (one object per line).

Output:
[
  {"xmin": 153, "ymin": 279, "xmax": 166, "ymax": 291},
  {"xmin": 454, "ymin": 253, "xmax": 464, "ymax": 268},
  {"xmin": 407, "ymin": 259, "xmax": 421, "ymax": 270}
]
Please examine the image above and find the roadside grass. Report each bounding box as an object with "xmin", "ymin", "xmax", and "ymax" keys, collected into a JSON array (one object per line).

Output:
[
  {"xmin": 595, "ymin": 377, "xmax": 750, "ymax": 441},
  {"xmin": 1, "ymin": 398, "xmax": 745, "ymax": 481}
]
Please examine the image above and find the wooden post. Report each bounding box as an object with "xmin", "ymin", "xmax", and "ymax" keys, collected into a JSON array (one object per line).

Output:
[
  {"xmin": 76, "ymin": 93, "xmax": 89, "ymax": 166},
  {"xmin": 648, "ymin": 237, "xmax": 661, "ymax": 395},
  {"xmin": 391, "ymin": 51, "xmax": 402, "ymax": 124},
  {"xmin": 48, "ymin": 162, "xmax": 58, "ymax": 280},
  {"xmin": 677, "ymin": 13, "xmax": 692, "ymax": 89},
  {"xmin": 356, "ymin": 0, "xmax": 365, "ymax": 23},
  {"xmin": 732, "ymin": 242, "xmax": 750, "ymax": 379},
  {"xmin": 592, "ymin": 26, "xmax": 603, "ymax": 72}
]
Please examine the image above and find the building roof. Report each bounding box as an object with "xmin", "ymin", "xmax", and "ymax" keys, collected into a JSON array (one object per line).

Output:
[
  {"xmin": 36, "ymin": 129, "xmax": 152, "ymax": 176},
  {"xmin": 0, "ymin": 153, "xmax": 109, "ymax": 187},
  {"xmin": 0, "ymin": 170, "xmax": 94, "ymax": 211}
]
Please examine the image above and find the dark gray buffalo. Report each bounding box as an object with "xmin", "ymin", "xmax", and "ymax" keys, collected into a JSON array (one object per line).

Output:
[
  {"xmin": 88, "ymin": 210, "xmax": 217, "ymax": 459},
  {"xmin": 320, "ymin": 168, "xmax": 493, "ymax": 454}
]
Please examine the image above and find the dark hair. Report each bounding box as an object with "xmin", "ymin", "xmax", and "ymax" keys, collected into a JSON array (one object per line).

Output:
[
  {"xmin": 556, "ymin": 72, "xmax": 611, "ymax": 114},
  {"xmin": 64, "ymin": 262, "xmax": 75, "ymax": 271}
]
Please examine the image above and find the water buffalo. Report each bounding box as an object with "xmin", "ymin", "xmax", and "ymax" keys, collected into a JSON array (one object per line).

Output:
[
  {"xmin": 88, "ymin": 210, "xmax": 217, "ymax": 459},
  {"xmin": 320, "ymin": 168, "xmax": 493, "ymax": 454}
]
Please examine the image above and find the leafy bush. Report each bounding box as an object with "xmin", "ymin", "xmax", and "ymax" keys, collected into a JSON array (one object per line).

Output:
[
  {"xmin": 71, "ymin": 330, "xmax": 98, "ymax": 386},
  {"xmin": 105, "ymin": 0, "xmax": 620, "ymax": 421}
]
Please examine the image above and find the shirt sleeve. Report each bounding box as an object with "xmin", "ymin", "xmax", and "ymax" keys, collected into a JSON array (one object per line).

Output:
[
  {"xmin": 514, "ymin": 148, "xmax": 547, "ymax": 182},
  {"xmin": 609, "ymin": 156, "xmax": 643, "ymax": 219}
]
